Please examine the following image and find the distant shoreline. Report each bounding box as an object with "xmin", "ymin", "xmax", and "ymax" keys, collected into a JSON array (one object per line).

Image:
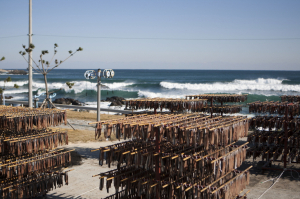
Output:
[
  {"xmin": 3, "ymin": 69, "xmax": 300, "ymax": 72},
  {"xmin": 0, "ymin": 69, "xmax": 27, "ymax": 75}
]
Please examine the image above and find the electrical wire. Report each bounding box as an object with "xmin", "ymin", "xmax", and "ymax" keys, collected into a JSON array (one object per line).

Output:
[
  {"xmin": 1, "ymin": 34, "xmax": 300, "ymax": 41},
  {"xmin": 0, "ymin": 35, "xmax": 27, "ymax": 38},
  {"xmin": 33, "ymin": 34, "xmax": 300, "ymax": 41}
]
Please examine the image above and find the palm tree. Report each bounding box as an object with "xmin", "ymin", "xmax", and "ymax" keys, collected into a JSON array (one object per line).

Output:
[{"xmin": 19, "ymin": 43, "xmax": 83, "ymax": 108}]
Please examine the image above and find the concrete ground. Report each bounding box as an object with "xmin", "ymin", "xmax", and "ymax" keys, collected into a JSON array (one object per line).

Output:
[
  {"xmin": 240, "ymin": 159, "xmax": 300, "ymax": 199},
  {"xmin": 47, "ymin": 119, "xmax": 117, "ymax": 199},
  {"xmin": 47, "ymin": 120, "xmax": 300, "ymax": 199},
  {"xmin": 46, "ymin": 141, "xmax": 119, "ymax": 199}
]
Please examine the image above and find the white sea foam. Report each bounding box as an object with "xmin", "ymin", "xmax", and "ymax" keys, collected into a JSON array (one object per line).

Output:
[
  {"xmin": 138, "ymin": 89, "xmax": 297, "ymax": 100},
  {"xmin": 0, "ymin": 80, "xmax": 134, "ymax": 94},
  {"xmin": 0, "ymin": 74, "xmax": 27, "ymax": 76},
  {"xmin": 84, "ymin": 101, "xmax": 110, "ymax": 108},
  {"xmin": 84, "ymin": 101, "xmax": 126, "ymax": 115},
  {"xmin": 33, "ymin": 81, "xmax": 136, "ymax": 94},
  {"xmin": 0, "ymin": 81, "xmax": 28, "ymax": 87},
  {"xmin": 32, "ymin": 81, "xmax": 97, "ymax": 94},
  {"xmin": 7, "ymin": 96, "xmax": 24, "ymax": 100},
  {"xmin": 160, "ymin": 78, "xmax": 300, "ymax": 92},
  {"xmin": 0, "ymin": 81, "xmax": 70, "ymax": 92},
  {"xmin": 138, "ymin": 90, "xmax": 186, "ymax": 99},
  {"xmin": 102, "ymin": 82, "xmax": 135, "ymax": 89},
  {"xmin": 32, "ymin": 82, "xmax": 71, "ymax": 91},
  {"xmin": 4, "ymin": 89, "xmax": 30, "ymax": 94}
]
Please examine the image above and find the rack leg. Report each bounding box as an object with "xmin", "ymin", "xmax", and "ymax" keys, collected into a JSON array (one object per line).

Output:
[{"xmin": 155, "ymin": 127, "xmax": 161, "ymax": 199}]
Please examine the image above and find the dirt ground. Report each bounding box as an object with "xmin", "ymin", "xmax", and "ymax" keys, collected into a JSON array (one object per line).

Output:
[
  {"xmin": 66, "ymin": 110, "xmax": 125, "ymax": 121},
  {"xmin": 46, "ymin": 114, "xmax": 300, "ymax": 199}
]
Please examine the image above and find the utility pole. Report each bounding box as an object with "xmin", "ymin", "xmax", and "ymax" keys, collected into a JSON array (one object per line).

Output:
[{"xmin": 28, "ymin": 0, "xmax": 33, "ymax": 108}]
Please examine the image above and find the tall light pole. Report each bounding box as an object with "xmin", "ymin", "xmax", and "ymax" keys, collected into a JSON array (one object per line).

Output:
[
  {"xmin": 97, "ymin": 69, "xmax": 101, "ymax": 122},
  {"xmin": 28, "ymin": 0, "xmax": 33, "ymax": 107},
  {"xmin": 84, "ymin": 69, "xmax": 115, "ymax": 122}
]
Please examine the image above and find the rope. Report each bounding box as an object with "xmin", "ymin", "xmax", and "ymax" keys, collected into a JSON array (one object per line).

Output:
[
  {"xmin": 290, "ymin": 169, "xmax": 300, "ymax": 180},
  {"xmin": 73, "ymin": 187, "xmax": 98, "ymax": 199},
  {"xmin": 257, "ymin": 168, "xmax": 286, "ymax": 199}
]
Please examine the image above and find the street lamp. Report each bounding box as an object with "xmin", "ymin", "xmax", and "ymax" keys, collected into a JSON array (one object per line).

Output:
[{"xmin": 84, "ymin": 69, "xmax": 115, "ymax": 122}]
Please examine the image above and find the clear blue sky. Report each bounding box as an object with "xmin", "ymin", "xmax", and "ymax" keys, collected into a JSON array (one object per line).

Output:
[{"xmin": 1, "ymin": 0, "xmax": 300, "ymax": 70}]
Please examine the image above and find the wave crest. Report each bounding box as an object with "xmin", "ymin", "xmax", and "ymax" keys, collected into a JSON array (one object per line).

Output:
[
  {"xmin": 160, "ymin": 78, "xmax": 299, "ymax": 92},
  {"xmin": 58, "ymin": 81, "xmax": 135, "ymax": 94},
  {"xmin": 102, "ymin": 82, "xmax": 135, "ymax": 89},
  {"xmin": 0, "ymin": 81, "xmax": 28, "ymax": 87}
]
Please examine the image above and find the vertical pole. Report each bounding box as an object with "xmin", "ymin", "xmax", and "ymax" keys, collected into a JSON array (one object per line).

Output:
[
  {"xmin": 34, "ymin": 98, "xmax": 39, "ymax": 108},
  {"xmin": 97, "ymin": 69, "xmax": 101, "ymax": 122},
  {"xmin": 221, "ymin": 101, "xmax": 223, "ymax": 116},
  {"xmin": 155, "ymin": 127, "xmax": 161, "ymax": 199},
  {"xmin": 211, "ymin": 97, "xmax": 213, "ymax": 118},
  {"xmin": 284, "ymin": 105, "xmax": 288, "ymax": 168},
  {"xmin": 28, "ymin": 0, "xmax": 33, "ymax": 108},
  {"xmin": 2, "ymin": 92, "xmax": 5, "ymax": 105}
]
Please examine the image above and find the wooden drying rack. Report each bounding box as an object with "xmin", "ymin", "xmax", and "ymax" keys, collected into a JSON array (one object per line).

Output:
[
  {"xmin": 123, "ymin": 98, "xmax": 208, "ymax": 114},
  {"xmin": 186, "ymin": 94, "xmax": 248, "ymax": 116}
]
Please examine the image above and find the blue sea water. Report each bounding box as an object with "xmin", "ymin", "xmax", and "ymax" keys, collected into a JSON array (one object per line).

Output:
[{"xmin": 1, "ymin": 69, "xmax": 300, "ymax": 107}]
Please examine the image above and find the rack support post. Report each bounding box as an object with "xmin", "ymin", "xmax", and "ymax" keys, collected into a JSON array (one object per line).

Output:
[{"xmin": 155, "ymin": 126, "xmax": 161, "ymax": 199}]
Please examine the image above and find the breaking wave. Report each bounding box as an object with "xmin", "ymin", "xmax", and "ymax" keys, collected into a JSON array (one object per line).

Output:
[
  {"xmin": 102, "ymin": 82, "xmax": 135, "ymax": 89},
  {"xmin": 160, "ymin": 78, "xmax": 300, "ymax": 92},
  {"xmin": 0, "ymin": 81, "xmax": 28, "ymax": 87},
  {"xmin": 33, "ymin": 81, "xmax": 135, "ymax": 94}
]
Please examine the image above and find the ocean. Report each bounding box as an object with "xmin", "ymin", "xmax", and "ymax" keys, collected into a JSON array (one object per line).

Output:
[{"xmin": 1, "ymin": 69, "xmax": 300, "ymax": 110}]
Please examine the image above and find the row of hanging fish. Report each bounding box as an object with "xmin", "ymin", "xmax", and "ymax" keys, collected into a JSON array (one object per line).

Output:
[
  {"xmin": 124, "ymin": 98, "xmax": 208, "ymax": 112},
  {"xmin": 95, "ymin": 113, "xmax": 210, "ymax": 139},
  {"xmin": 281, "ymin": 95, "xmax": 300, "ymax": 103},
  {"xmin": 247, "ymin": 144, "xmax": 300, "ymax": 164},
  {"xmin": 200, "ymin": 105, "xmax": 243, "ymax": 114},
  {"xmin": 95, "ymin": 142, "xmax": 248, "ymax": 192},
  {"xmin": 94, "ymin": 114, "xmax": 248, "ymax": 146},
  {"xmin": 96, "ymin": 139, "xmax": 245, "ymax": 168},
  {"xmin": 248, "ymin": 116, "xmax": 300, "ymax": 131},
  {"xmin": 247, "ymin": 127, "xmax": 300, "ymax": 163},
  {"xmin": 247, "ymin": 129, "xmax": 300, "ymax": 147},
  {"xmin": 0, "ymin": 149, "xmax": 72, "ymax": 180},
  {"xmin": 185, "ymin": 94, "xmax": 248, "ymax": 103},
  {"xmin": 0, "ymin": 113, "xmax": 67, "ymax": 133},
  {"xmin": 0, "ymin": 106, "xmax": 66, "ymax": 118},
  {"xmin": 0, "ymin": 106, "xmax": 71, "ymax": 198},
  {"xmin": 162, "ymin": 120, "xmax": 248, "ymax": 150},
  {"xmin": 248, "ymin": 101, "xmax": 300, "ymax": 115},
  {"xmin": 93, "ymin": 112, "xmax": 250, "ymax": 198},
  {"xmin": 0, "ymin": 131, "xmax": 68, "ymax": 158},
  {"xmin": 0, "ymin": 171, "xmax": 69, "ymax": 199},
  {"xmin": 98, "ymin": 165, "xmax": 251, "ymax": 199}
]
